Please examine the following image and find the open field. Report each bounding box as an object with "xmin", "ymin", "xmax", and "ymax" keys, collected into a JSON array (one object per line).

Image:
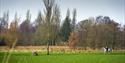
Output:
[{"xmin": 0, "ymin": 49, "xmax": 125, "ymax": 63}]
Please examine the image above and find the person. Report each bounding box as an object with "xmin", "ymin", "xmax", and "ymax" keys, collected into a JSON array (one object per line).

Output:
[
  {"xmin": 105, "ymin": 47, "xmax": 108, "ymax": 52},
  {"xmin": 103, "ymin": 46, "xmax": 112, "ymax": 54}
]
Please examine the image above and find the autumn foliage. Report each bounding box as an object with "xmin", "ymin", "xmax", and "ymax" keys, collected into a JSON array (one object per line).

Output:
[{"xmin": 68, "ymin": 32, "xmax": 79, "ymax": 49}]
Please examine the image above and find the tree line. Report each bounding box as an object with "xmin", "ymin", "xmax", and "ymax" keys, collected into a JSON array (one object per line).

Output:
[{"xmin": 0, "ymin": 0, "xmax": 125, "ymax": 50}]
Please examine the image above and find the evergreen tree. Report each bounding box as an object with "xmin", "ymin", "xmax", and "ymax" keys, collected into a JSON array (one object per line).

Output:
[
  {"xmin": 72, "ymin": 8, "xmax": 77, "ymax": 31},
  {"xmin": 60, "ymin": 9, "xmax": 72, "ymax": 42}
]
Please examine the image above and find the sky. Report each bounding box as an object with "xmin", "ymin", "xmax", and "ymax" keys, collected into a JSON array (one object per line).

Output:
[{"xmin": 0, "ymin": 0, "xmax": 125, "ymax": 25}]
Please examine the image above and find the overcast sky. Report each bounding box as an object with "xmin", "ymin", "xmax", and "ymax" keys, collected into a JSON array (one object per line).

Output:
[{"xmin": 0, "ymin": 0, "xmax": 125, "ymax": 25}]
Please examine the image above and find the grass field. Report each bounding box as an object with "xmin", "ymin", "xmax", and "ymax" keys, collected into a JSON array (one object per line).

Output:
[{"xmin": 0, "ymin": 52, "xmax": 125, "ymax": 63}]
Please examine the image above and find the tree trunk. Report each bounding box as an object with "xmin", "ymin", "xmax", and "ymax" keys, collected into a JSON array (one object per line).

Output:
[{"xmin": 47, "ymin": 41, "xmax": 50, "ymax": 55}]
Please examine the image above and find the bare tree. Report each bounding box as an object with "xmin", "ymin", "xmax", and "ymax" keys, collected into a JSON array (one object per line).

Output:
[{"xmin": 35, "ymin": 0, "xmax": 60, "ymax": 55}]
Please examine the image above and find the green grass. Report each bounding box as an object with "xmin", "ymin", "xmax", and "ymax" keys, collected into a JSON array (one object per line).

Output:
[{"xmin": 0, "ymin": 52, "xmax": 125, "ymax": 63}]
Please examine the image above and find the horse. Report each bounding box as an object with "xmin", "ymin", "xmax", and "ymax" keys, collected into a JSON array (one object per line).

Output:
[{"xmin": 103, "ymin": 47, "xmax": 112, "ymax": 53}]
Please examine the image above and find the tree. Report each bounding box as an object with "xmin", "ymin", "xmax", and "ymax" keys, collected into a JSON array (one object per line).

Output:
[
  {"xmin": 33, "ymin": 11, "xmax": 43, "ymax": 45},
  {"xmin": 5, "ymin": 13, "xmax": 19, "ymax": 48},
  {"xmin": 19, "ymin": 10, "xmax": 32, "ymax": 45},
  {"xmin": 0, "ymin": 11, "xmax": 9, "ymax": 46},
  {"xmin": 35, "ymin": 11, "xmax": 43, "ymax": 27},
  {"xmin": 35, "ymin": 0, "xmax": 60, "ymax": 55},
  {"xmin": 0, "ymin": 11, "xmax": 9, "ymax": 33},
  {"xmin": 60, "ymin": 9, "xmax": 72, "ymax": 42},
  {"xmin": 2, "ymin": 13, "xmax": 19, "ymax": 63},
  {"xmin": 49, "ymin": 4, "xmax": 61, "ymax": 45},
  {"xmin": 68, "ymin": 32, "xmax": 79, "ymax": 49},
  {"xmin": 119, "ymin": 25, "xmax": 125, "ymax": 49},
  {"xmin": 71, "ymin": 8, "xmax": 77, "ymax": 31},
  {"xmin": 123, "ymin": 25, "xmax": 125, "ymax": 49},
  {"xmin": 76, "ymin": 18, "xmax": 95, "ymax": 49},
  {"xmin": 94, "ymin": 16, "xmax": 120, "ymax": 49},
  {"xmin": 43, "ymin": 0, "xmax": 59, "ymax": 55}
]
